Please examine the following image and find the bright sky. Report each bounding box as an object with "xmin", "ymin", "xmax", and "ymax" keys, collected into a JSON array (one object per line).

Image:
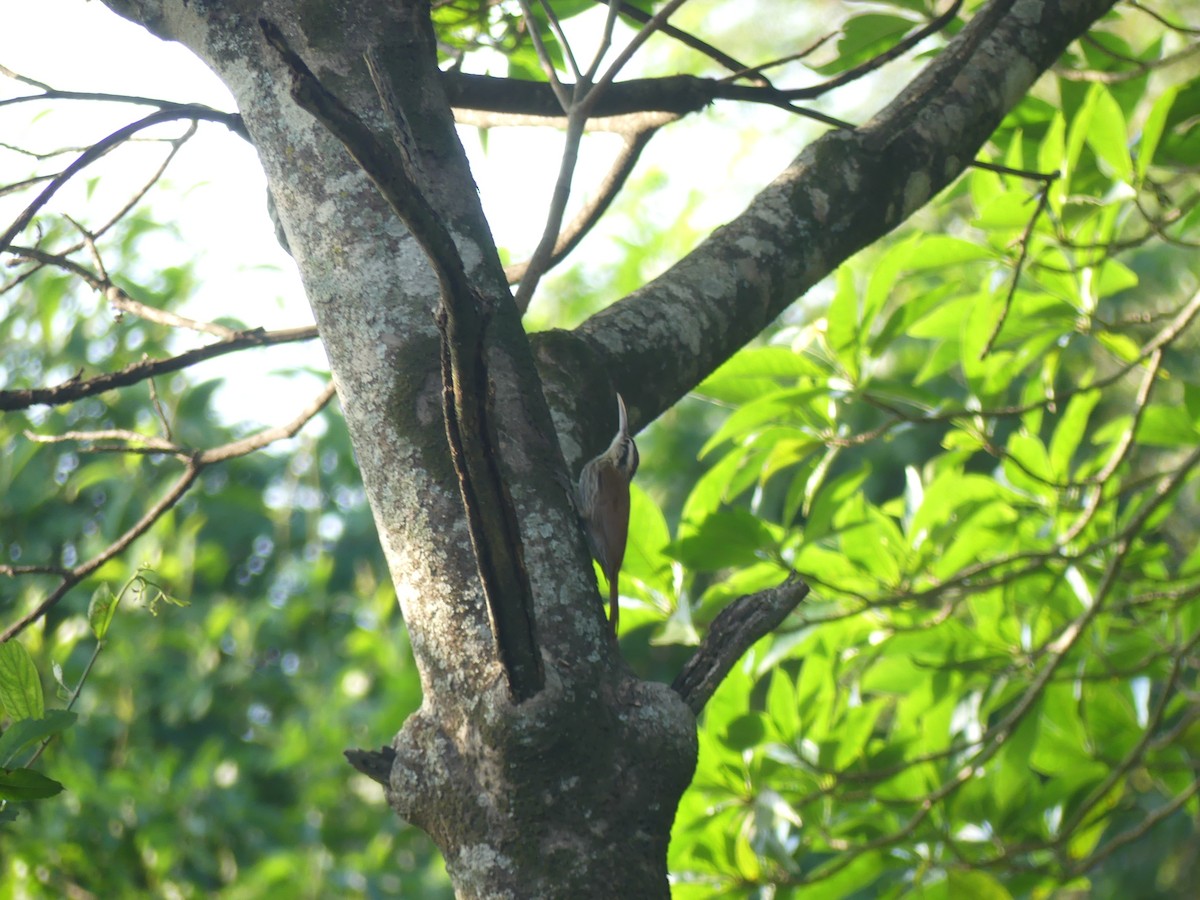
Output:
[
  {"xmin": 3, "ymin": 2, "xmax": 318, "ymax": 424},
  {"xmin": 2, "ymin": 1, "xmax": 840, "ymax": 426}
]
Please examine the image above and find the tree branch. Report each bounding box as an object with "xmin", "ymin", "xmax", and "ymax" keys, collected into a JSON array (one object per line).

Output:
[
  {"xmin": 763, "ymin": 0, "xmax": 966, "ymax": 102},
  {"xmin": 591, "ymin": 0, "xmax": 769, "ymax": 83},
  {"xmin": 199, "ymin": 380, "xmax": 337, "ymax": 463},
  {"xmin": 0, "ymin": 106, "xmax": 246, "ymax": 253},
  {"xmin": 10, "ymin": 243, "xmax": 238, "ymax": 337},
  {"xmin": 0, "ymin": 324, "xmax": 319, "ymax": 411},
  {"xmin": 0, "ymin": 464, "xmax": 202, "ymax": 643},
  {"xmin": 441, "ymin": 71, "xmax": 717, "ymax": 118},
  {"xmin": 503, "ymin": 120, "xmax": 663, "ymax": 284},
  {"xmin": 1, "ymin": 382, "xmax": 337, "ymax": 642},
  {"xmin": 555, "ymin": 0, "xmax": 1119, "ymax": 437},
  {"xmin": 345, "ymin": 745, "xmax": 397, "ymax": 785},
  {"xmin": 0, "ymin": 64, "xmax": 249, "ymax": 131},
  {"xmin": 672, "ymin": 574, "xmax": 809, "ymax": 715}
]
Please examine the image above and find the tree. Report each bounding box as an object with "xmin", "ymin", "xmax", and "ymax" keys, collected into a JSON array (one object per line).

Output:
[{"xmin": 3, "ymin": 0, "xmax": 1199, "ymax": 896}]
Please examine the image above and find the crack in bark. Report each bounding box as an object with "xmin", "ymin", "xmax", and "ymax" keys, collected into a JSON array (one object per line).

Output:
[{"xmin": 260, "ymin": 16, "xmax": 543, "ymax": 702}]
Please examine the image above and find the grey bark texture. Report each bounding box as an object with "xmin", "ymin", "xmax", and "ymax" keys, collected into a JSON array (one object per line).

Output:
[{"xmin": 96, "ymin": 0, "xmax": 1118, "ymax": 895}]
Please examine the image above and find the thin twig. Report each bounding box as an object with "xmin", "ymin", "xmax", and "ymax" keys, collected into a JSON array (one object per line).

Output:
[
  {"xmin": 1072, "ymin": 778, "xmax": 1200, "ymax": 874},
  {"xmin": 517, "ymin": 0, "xmax": 571, "ymax": 110},
  {"xmin": 582, "ymin": 0, "xmax": 622, "ymax": 83},
  {"xmin": 10, "ymin": 244, "xmax": 239, "ymax": 338},
  {"xmin": 1059, "ymin": 348, "xmax": 1163, "ymax": 545},
  {"xmin": 512, "ymin": 0, "xmax": 693, "ymax": 311},
  {"xmin": 771, "ymin": 0, "xmax": 965, "ymax": 102},
  {"xmin": 0, "ymin": 324, "xmax": 319, "ymax": 411},
  {"xmin": 980, "ymin": 184, "xmax": 1052, "ymax": 357},
  {"xmin": 0, "ymin": 107, "xmax": 245, "ymax": 253},
  {"xmin": 579, "ymin": 0, "xmax": 693, "ymax": 119},
  {"xmin": 718, "ymin": 32, "xmax": 837, "ymax": 84},
  {"xmin": 512, "ymin": 112, "xmax": 588, "ymax": 312},
  {"xmin": 148, "ymin": 377, "xmax": 174, "ymax": 442},
  {"xmin": 782, "ymin": 447, "xmax": 1200, "ymax": 888},
  {"xmin": 503, "ymin": 120, "xmax": 664, "ymax": 284},
  {"xmin": 591, "ymin": 0, "xmax": 768, "ymax": 83},
  {"xmin": 93, "ymin": 122, "xmax": 200, "ymax": 243},
  {"xmin": 860, "ymin": 286, "xmax": 1200, "ymax": 427},
  {"xmin": 536, "ymin": 0, "xmax": 582, "ymax": 81},
  {"xmin": 2, "ymin": 382, "xmax": 337, "ymax": 641},
  {"xmin": 0, "ymin": 126, "xmax": 198, "ymax": 303},
  {"xmin": 198, "ymin": 380, "xmax": 337, "ymax": 463},
  {"xmin": 1, "ymin": 464, "xmax": 200, "ymax": 642},
  {"xmin": 25, "ymin": 429, "xmax": 182, "ymax": 454},
  {"xmin": 1128, "ymin": 0, "xmax": 1200, "ymax": 34},
  {"xmin": 1055, "ymin": 39, "xmax": 1200, "ymax": 83}
]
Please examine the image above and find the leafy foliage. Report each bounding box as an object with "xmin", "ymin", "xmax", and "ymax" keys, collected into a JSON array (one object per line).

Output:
[
  {"xmin": 0, "ymin": 215, "xmax": 447, "ymax": 895},
  {"xmin": 656, "ymin": 22, "xmax": 1200, "ymax": 898}
]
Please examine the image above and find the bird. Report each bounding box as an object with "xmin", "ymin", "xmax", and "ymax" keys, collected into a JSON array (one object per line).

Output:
[{"xmin": 577, "ymin": 393, "xmax": 639, "ymax": 636}]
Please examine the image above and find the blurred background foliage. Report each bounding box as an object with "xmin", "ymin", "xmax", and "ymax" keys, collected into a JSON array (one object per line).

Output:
[
  {"xmin": 3, "ymin": 0, "xmax": 1200, "ymax": 897},
  {"xmin": 0, "ymin": 209, "xmax": 444, "ymax": 895}
]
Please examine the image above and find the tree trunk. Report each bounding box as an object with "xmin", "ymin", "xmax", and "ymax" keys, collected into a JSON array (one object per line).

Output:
[{"xmin": 95, "ymin": 0, "xmax": 1119, "ymax": 894}]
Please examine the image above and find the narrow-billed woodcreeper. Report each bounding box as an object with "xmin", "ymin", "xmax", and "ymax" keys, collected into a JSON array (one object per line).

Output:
[{"xmin": 577, "ymin": 393, "xmax": 639, "ymax": 635}]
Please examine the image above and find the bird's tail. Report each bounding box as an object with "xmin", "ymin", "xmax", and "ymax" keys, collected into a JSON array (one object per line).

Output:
[{"xmin": 608, "ymin": 574, "xmax": 620, "ymax": 636}]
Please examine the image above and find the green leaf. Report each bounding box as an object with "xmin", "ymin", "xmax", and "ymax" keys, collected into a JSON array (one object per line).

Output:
[
  {"xmin": 0, "ymin": 711, "xmax": 78, "ymax": 767},
  {"xmin": 862, "ymin": 235, "xmax": 916, "ymax": 330},
  {"xmin": 697, "ymin": 346, "xmax": 827, "ymax": 405},
  {"xmin": 908, "ymin": 235, "xmax": 995, "ymax": 270},
  {"xmin": 1039, "ymin": 112, "xmax": 1067, "ymax": 188},
  {"xmin": 1095, "ymin": 331, "xmax": 1141, "ymax": 363},
  {"xmin": 673, "ymin": 508, "xmax": 779, "ymax": 572},
  {"xmin": 803, "ymin": 850, "xmax": 887, "ymax": 899},
  {"xmin": 1085, "ymin": 85, "xmax": 1133, "ymax": 181},
  {"xmin": 908, "ymin": 294, "xmax": 973, "ymax": 340},
  {"xmin": 1136, "ymin": 85, "xmax": 1179, "ymax": 180},
  {"xmin": 1031, "ymin": 684, "xmax": 1093, "ymax": 776},
  {"xmin": 723, "ymin": 713, "xmax": 767, "ymax": 752},
  {"xmin": 909, "ymin": 472, "xmax": 1013, "ymax": 543},
  {"xmin": 698, "ymin": 389, "xmax": 825, "ymax": 459},
  {"xmin": 826, "ymin": 266, "xmax": 861, "ymax": 376},
  {"xmin": 974, "ymin": 191, "xmax": 1040, "ymax": 230},
  {"xmin": 834, "ymin": 699, "xmax": 886, "ymax": 769},
  {"xmin": 0, "ymin": 641, "xmax": 44, "ymax": 721},
  {"xmin": 655, "ymin": 602, "xmax": 700, "ymax": 647},
  {"xmin": 624, "ymin": 483, "xmax": 673, "ymax": 595},
  {"xmin": 946, "ymin": 869, "xmax": 1016, "ymax": 900},
  {"xmin": 815, "ymin": 14, "xmax": 916, "ymax": 75},
  {"xmin": 1064, "ymin": 83, "xmax": 1098, "ymax": 192},
  {"xmin": 1003, "ymin": 432, "xmax": 1055, "ymax": 495},
  {"xmin": 765, "ymin": 668, "xmax": 799, "ymax": 740},
  {"xmin": 1135, "ymin": 405, "xmax": 1200, "ymax": 448},
  {"xmin": 1093, "ymin": 258, "xmax": 1138, "ymax": 297},
  {"xmin": 0, "ymin": 767, "xmax": 64, "ymax": 801},
  {"xmin": 1185, "ymin": 383, "xmax": 1200, "ymax": 428},
  {"xmin": 681, "ymin": 449, "xmax": 758, "ymax": 527},
  {"xmin": 1048, "ymin": 391, "xmax": 1101, "ymax": 478},
  {"xmin": 88, "ymin": 582, "xmax": 120, "ymax": 641}
]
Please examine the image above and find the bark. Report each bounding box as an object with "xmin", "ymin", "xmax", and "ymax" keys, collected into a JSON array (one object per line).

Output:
[{"xmin": 94, "ymin": 0, "xmax": 1118, "ymax": 895}]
